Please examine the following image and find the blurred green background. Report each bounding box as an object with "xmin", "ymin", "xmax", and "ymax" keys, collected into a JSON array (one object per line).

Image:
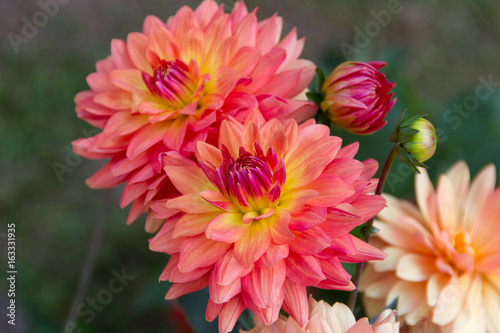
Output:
[{"xmin": 1, "ymin": 0, "xmax": 499, "ymax": 332}]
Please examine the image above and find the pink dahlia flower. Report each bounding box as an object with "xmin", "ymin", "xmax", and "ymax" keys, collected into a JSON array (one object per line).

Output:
[
  {"xmin": 360, "ymin": 161, "xmax": 500, "ymax": 332},
  {"xmin": 244, "ymin": 296, "xmax": 399, "ymax": 333},
  {"xmin": 320, "ymin": 61, "xmax": 395, "ymax": 135},
  {"xmin": 149, "ymin": 112, "xmax": 386, "ymax": 333},
  {"xmin": 72, "ymin": 0, "xmax": 316, "ymax": 232}
]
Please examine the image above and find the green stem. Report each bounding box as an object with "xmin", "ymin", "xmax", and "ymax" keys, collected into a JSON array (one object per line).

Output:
[{"xmin": 347, "ymin": 143, "xmax": 399, "ymax": 312}]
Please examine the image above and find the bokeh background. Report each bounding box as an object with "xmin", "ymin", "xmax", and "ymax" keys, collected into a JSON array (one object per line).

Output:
[{"xmin": 1, "ymin": 0, "xmax": 499, "ymax": 332}]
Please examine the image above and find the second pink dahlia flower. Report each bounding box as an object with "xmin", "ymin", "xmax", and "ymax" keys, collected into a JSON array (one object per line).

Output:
[
  {"xmin": 244, "ymin": 296, "xmax": 399, "ymax": 333},
  {"xmin": 72, "ymin": 0, "xmax": 316, "ymax": 232},
  {"xmin": 320, "ymin": 61, "xmax": 395, "ymax": 135},
  {"xmin": 361, "ymin": 161, "xmax": 500, "ymax": 332},
  {"xmin": 150, "ymin": 112, "xmax": 386, "ymax": 333}
]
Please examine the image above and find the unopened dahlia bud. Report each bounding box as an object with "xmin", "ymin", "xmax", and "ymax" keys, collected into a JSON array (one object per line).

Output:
[
  {"xmin": 320, "ymin": 61, "xmax": 396, "ymax": 135},
  {"xmin": 390, "ymin": 110, "xmax": 437, "ymax": 172},
  {"xmin": 402, "ymin": 118, "xmax": 437, "ymax": 163}
]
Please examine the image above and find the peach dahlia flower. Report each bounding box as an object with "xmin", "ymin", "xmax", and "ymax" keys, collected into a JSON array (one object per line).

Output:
[
  {"xmin": 72, "ymin": 0, "xmax": 316, "ymax": 232},
  {"xmin": 244, "ymin": 296, "xmax": 399, "ymax": 333},
  {"xmin": 361, "ymin": 161, "xmax": 500, "ymax": 332},
  {"xmin": 149, "ymin": 113, "xmax": 386, "ymax": 333}
]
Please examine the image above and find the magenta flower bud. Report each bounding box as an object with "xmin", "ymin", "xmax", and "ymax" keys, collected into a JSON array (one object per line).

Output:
[{"xmin": 320, "ymin": 61, "xmax": 396, "ymax": 135}]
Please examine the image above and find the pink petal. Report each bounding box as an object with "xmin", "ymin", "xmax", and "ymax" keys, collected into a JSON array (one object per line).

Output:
[
  {"xmin": 241, "ymin": 260, "xmax": 286, "ymax": 309},
  {"xmin": 209, "ymin": 273, "xmax": 241, "ymax": 304},
  {"xmin": 282, "ymin": 279, "xmax": 309, "ymax": 327},
  {"xmin": 214, "ymin": 249, "xmax": 253, "ymax": 286},
  {"xmin": 289, "ymin": 206, "xmax": 327, "ymax": 231},
  {"xmin": 338, "ymin": 235, "xmax": 386, "ymax": 263},
  {"xmin": 165, "ymin": 273, "xmax": 210, "ymax": 300},
  {"xmin": 286, "ymin": 252, "xmax": 326, "ymax": 285},
  {"xmin": 258, "ymin": 244, "xmax": 289, "ymax": 269},
  {"xmin": 218, "ymin": 296, "xmax": 247, "ymax": 333},
  {"xmin": 178, "ymin": 234, "xmax": 230, "ymax": 273},
  {"xmin": 305, "ymin": 174, "xmax": 355, "ymax": 207},
  {"xmin": 206, "ymin": 212, "xmax": 248, "ymax": 243},
  {"xmin": 126, "ymin": 122, "xmax": 168, "ymax": 160},
  {"xmin": 289, "ymin": 227, "xmax": 331, "ymax": 255}
]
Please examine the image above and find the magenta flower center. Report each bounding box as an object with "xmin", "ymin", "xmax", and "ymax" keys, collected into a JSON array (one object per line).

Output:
[
  {"xmin": 204, "ymin": 143, "xmax": 286, "ymax": 212},
  {"xmin": 142, "ymin": 59, "xmax": 200, "ymax": 108}
]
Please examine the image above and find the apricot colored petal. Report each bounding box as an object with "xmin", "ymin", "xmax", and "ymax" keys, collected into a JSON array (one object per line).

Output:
[
  {"xmin": 268, "ymin": 209, "xmax": 294, "ymax": 245},
  {"xmin": 164, "ymin": 165, "xmax": 211, "ymax": 195},
  {"xmin": 110, "ymin": 38, "xmax": 134, "ymax": 69},
  {"xmin": 279, "ymin": 189, "xmax": 319, "ymax": 214},
  {"xmin": 346, "ymin": 318, "xmax": 372, "ymax": 333},
  {"xmin": 127, "ymin": 32, "xmax": 150, "ymax": 72},
  {"xmin": 386, "ymin": 280, "xmax": 426, "ymax": 316},
  {"xmin": 94, "ymin": 90, "xmax": 132, "ymax": 110},
  {"xmin": 396, "ymin": 253, "xmax": 437, "ymax": 282},
  {"xmin": 167, "ymin": 193, "xmax": 219, "ymax": 213},
  {"xmin": 172, "ymin": 212, "xmax": 217, "ymax": 238},
  {"xmin": 200, "ymin": 190, "xmax": 238, "ymax": 212},
  {"xmin": 464, "ymin": 164, "xmax": 496, "ymax": 230},
  {"xmin": 109, "ymin": 69, "xmax": 145, "ymax": 91},
  {"xmin": 163, "ymin": 116, "xmax": 189, "ymax": 150},
  {"xmin": 206, "ymin": 212, "xmax": 248, "ymax": 243},
  {"xmin": 234, "ymin": 221, "xmax": 271, "ymax": 268}
]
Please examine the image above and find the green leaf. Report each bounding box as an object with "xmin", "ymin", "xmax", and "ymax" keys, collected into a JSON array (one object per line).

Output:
[
  {"xmin": 400, "ymin": 113, "xmax": 427, "ymax": 128},
  {"xmin": 361, "ymin": 224, "xmax": 380, "ymax": 236},
  {"xmin": 316, "ymin": 67, "xmax": 326, "ymax": 89},
  {"xmin": 398, "ymin": 127, "xmax": 419, "ymax": 144},
  {"xmin": 306, "ymin": 91, "xmax": 323, "ymax": 108},
  {"xmin": 396, "ymin": 145, "xmax": 420, "ymax": 173}
]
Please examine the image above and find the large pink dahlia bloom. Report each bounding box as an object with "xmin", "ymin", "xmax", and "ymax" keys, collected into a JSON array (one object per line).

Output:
[
  {"xmin": 244, "ymin": 296, "xmax": 399, "ymax": 333},
  {"xmin": 360, "ymin": 161, "xmax": 500, "ymax": 332},
  {"xmin": 149, "ymin": 113, "xmax": 386, "ymax": 333},
  {"xmin": 72, "ymin": 0, "xmax": 316, "ymax": 232}
]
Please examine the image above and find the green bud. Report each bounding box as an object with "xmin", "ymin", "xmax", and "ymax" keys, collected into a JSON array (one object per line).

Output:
[{"xmin": 402, "ymin": 118, "xmax": 437, "ymax": 163}]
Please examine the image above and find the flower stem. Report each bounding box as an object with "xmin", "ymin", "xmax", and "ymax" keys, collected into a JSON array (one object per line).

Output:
[{"xmin": 347, "ymin": 143, "xmax": 399, "ymax": 312}]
